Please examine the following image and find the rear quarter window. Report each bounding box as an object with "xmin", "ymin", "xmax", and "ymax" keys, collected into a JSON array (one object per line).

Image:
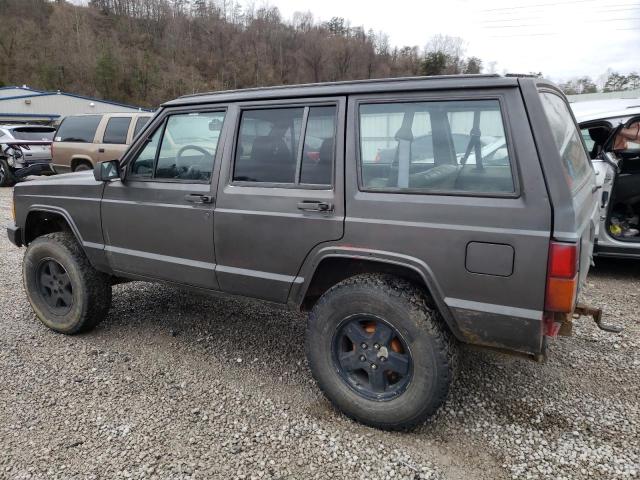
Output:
[
  {"xmin": 55, "ymin": 115, "xmax": 102, "ymax": 143},
  {"xmin": 539, "ymin": 92, "xmax": 591, "ymax": 192}
]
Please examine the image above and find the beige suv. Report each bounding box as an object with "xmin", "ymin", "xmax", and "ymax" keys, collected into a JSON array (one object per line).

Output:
[{"xmin": 52, "ymin": 112, "xmax": 152, "ymax": 173}]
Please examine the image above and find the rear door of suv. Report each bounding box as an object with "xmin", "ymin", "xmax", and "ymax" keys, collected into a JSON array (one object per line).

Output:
[
  {"xmin": 52, "ymin": 115, "xmax": 103, "ymax": 172},
  {"xmin": 213, "ymin": 97, "xmax": 346, "ymax": 302}
]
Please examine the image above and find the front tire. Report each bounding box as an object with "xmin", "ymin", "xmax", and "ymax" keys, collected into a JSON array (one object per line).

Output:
[
  {"xmin": 305, "ymin": 274, "xmax": 456, "ymax": 430},
  {"xmin": 23, "ymin": 232, "xmax": 112, "ymax": 334},
  {"xmin": 0, "ymin": 158, "xmax": 16, "ymax": 187}
]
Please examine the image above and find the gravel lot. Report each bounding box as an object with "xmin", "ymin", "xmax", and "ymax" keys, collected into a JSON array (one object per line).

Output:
[{"xmin": 0, "ymin": 186, "xmax": 638, "ymax": 480}]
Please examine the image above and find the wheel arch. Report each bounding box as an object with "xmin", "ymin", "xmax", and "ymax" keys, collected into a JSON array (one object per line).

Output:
[
  {"xmin": 292, "ymin": 249, "xmax": 463, "ymax": 341},
  {"xmin": 23, "ymin": 206, "xmax": 84, "ymax": 246},
  {"xmin": 70, "ymin": 156, "xmax": 94, "ymax": 171}
]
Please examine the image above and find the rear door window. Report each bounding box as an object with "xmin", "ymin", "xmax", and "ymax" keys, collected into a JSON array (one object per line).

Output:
[
  {"xmin": 55, "ymin": 115, "xmax": 102, "ymax": 143},
  {"xmin": 103, "ymin": 117, "xmax": 132, "ymax": 144},
  {"xmin": 233, "ymin": 105, "xmax": 337, "ymax": 186},
  {"xmin": 539, "ymin": 92, "xmax": 592, "ymax": 191}
]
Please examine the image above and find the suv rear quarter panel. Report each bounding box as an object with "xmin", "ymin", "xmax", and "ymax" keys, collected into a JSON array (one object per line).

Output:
[
  {"xmin": 520, "ymin": 79, "xmax": 599, "ymax": 289},
  {"xmin": 338, "ymin": 87, "xmax": 552, "ymax": 354}
]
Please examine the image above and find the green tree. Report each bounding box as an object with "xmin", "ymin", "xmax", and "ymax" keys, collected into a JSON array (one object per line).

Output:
[
  {"xmin": 464, "ymin": 57, "xmax": 482, "ymax": 74},
  {"xmin": 421, "ymin": 51, "xmax": 448, "ymax": 76},
  {"xmin": 603, "ymin": 72, "xmax": 628, "ymax": 92},
  {"xmin": 95, "ymin": 49, "xmax": 118, "ymax": 98}
]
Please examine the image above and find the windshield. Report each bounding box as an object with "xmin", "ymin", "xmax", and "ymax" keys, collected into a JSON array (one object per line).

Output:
[{"xmin": 10, "ymin": 127, "xmax": 55, "ymax": 141}]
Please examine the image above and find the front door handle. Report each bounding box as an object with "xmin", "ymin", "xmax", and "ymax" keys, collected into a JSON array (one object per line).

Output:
[
  {"xmin": 185, "ymin": 194, "xmax": 214, "ymax": 204},
  {"xmin": 297, "ymin": 201, "xmax": 333, "ymax": 212},
  {"xmin": 98, "ymin": 148, "xmax": 105, "ymax": 153}
]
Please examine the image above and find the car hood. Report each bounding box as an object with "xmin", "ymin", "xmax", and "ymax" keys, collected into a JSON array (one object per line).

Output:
[{"xmin": 14, "ymin": 170, "xmax": 105, "ymax": 200}]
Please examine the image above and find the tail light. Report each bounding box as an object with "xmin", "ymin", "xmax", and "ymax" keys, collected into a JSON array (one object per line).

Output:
[{"xmin": 544, "ymin": 241, "xmax": 578, "ymax": 313}]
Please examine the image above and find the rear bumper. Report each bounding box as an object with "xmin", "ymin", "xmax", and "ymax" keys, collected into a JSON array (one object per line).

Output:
[
  {"xmin": 14, "ymin": 162, "xmax": 55, "ymax": 179},
  {"xmin": 6, "ymin": 224, "xmax": 23, "ymax": 247}
]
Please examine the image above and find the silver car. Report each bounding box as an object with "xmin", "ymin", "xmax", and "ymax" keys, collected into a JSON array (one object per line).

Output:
[
  {"xmin": 0, "ymin": 124, "xmax": 56, "ymax": 187},
  {"xmin": 573, "ymin": 100, "xmax": 640, "ymax": 258}
]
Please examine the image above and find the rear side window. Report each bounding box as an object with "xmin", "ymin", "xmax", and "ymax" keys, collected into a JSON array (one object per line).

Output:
[
  {"xmin": 133, "ymin": 116, "xmax": 150, "ymax": 139},
  {"xmin": 539, "ymin": 92, "xmax": 591, "ymax": 191},
  {"xmin": 359, "ymin": 99, "xmax": 514, "ymax": 194},
  {"xmin": 103, "ymin": 117, "xmax": 131, "ymax": 144},
  {"xmin": 55, "ymin": 115, "xmax": 102, "ymax": 143},
  {"xmin": 234, "ymin": 105, "xmax": 337, "ymax": 186}
]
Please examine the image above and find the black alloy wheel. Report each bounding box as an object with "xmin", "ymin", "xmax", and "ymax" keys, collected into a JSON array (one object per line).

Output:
[
  {"xmin": 35, "ymin": 258, "xmax": 74, "ymax": 315},
  {"xmin": 332, "ymin": 314, "xmax": 413, "ymax": 401}
]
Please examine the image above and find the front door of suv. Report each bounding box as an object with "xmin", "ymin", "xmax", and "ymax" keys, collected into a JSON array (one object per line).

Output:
[
  {"xmin": 100, "ymin": 108, "xmax": 229, "ymax": 289},
  {"xmin": 214, "ymin": 98, "xmax": 346, "ymax": 302}
]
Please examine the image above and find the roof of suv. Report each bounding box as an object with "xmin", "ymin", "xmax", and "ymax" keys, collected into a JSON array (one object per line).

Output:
[
  {"xmin": 0, "ymin": 124, "xmax": 56, "ymax": 130},
  {"xmin": 164, "ymin": 75, "xmax": 522, "ymax": 107},
  {"xmin": 571, "ymin": 99, "xmax": 640, "ymax": 124}
]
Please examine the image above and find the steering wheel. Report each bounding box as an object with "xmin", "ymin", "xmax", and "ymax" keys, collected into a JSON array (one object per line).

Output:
[{"xmin": 176, "ymin": 145, "xmax": 212, "ymax": 172}]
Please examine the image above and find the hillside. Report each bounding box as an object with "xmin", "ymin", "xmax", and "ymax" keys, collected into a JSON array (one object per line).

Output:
[{"xmin": 0, "ymin": 0, "xmax": 438, "ymax": 108}]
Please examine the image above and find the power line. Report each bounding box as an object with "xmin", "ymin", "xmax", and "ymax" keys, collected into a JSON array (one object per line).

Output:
[
  {"xmin": 480, "ymin": 6, "xmax": 640, "ymax": 23},
  {"xmin": 481, "ymin": 17, "xmax": 640, "ymax": 29},
  {"xmin": 480, "ymin": 0, "xmax": 639, "ymax": 12},
  {"xmin": 488, "ymin": 26, "xmax": 640, "ymax": 37}
]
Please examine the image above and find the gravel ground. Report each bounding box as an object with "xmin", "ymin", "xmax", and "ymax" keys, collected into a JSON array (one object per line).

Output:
[{"xmin": 0, "ymin": 186, "xmax": 638, "ymax": 480}]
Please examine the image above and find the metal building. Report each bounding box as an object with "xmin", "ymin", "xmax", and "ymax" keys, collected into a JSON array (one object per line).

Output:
[{"xmin": 0, "ymin": 86, "xmax": 151, "ymax": 124}]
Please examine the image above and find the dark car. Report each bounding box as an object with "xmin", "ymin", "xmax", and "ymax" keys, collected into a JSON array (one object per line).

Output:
[{"xmin": 6, "ymin": 75, "xmax": 611, "ymax": 430}]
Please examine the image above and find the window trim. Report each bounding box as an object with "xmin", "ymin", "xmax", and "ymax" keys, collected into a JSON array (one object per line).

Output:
[
  {"xmin": 229, "ymin": 100, "xmax": 339, "ymax": 190},
  {"xmin": 125, "ymin": 109, "xmax": 227, "ymax": 185},
  {"xmin": 102, "ymin": 116, "xmax": 132, "ymax": 145},
  {"xmin": 354, "ymin": 93, "xmax": 521, "ymax": 198}
]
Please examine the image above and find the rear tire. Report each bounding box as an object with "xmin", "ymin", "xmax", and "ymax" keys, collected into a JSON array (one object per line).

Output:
[
  {"xmin": 0, "ymin": 158, "xmax": 16, "ymax": 187},
  {"xmin": 23, "ymin": 232, "xmax": 112, "ymax": 334},
  {"xmin": 73, "ymin": 162, "xmax": 92, "ymax": 172},
  {"xmin": 305, "ymin": 274, "xmax": 456, "ymax": 430}
]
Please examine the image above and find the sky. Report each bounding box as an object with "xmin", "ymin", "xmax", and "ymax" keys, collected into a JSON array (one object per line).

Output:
[
  {"xmin": 69, "ymin": 0, "xmax": 640, "ymax": 83},
  {"xmin": 259, "ymin": 0, "xmax": 640, "ymax": 83}
]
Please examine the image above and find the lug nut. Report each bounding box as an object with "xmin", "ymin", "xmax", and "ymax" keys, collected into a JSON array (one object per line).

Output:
[
  {"xmin": 380, "ymin": 356, "xmax": 386, "ymax": 362},
  {"xmin": 371, "ymin": 364, "xmax": 378, "ymax": 370},
  {"xmin": 374, "ymin": 343, "xmax": 380, "ymax": 350},
  {"xmin": 361, "ymin": 343, "xmax": 368, "ymax": 349},
  {"xmin": 359, "ymin": 355, "xmax": 366, "ymax": 362}
]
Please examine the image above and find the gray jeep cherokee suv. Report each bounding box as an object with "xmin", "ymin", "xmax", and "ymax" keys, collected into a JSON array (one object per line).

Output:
[{"xmin": 6, "ymin": 75, "xmax": 607, "ymax": 430}]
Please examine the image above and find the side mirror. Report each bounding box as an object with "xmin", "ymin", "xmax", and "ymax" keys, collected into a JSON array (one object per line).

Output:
[{"xmin": 94, "ymin": 159, "xmax": 121, "ymax": 182}]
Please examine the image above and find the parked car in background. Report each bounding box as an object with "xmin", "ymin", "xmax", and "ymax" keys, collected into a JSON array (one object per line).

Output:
[
  {"xmin": 52, "ymin": 112, "xmax": 152, "ymax": 173},
  {"xmin": 8, "ymin": 76, "xmax": 613, "ymax": 430},
  {"xmin": 0, "ymin": 124, "xmax": 56, "ymax": 187},
  {"xmin": 572, "ymin": 100, "xmax": 640, "ymax": 258}
]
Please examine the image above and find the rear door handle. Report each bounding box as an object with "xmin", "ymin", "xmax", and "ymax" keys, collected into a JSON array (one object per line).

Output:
[
  {"xmin": 297, "ymin": 201, "xmax": 333, "ymax": 212},
  {"xmin": 185, "ymin": 194, "xmax": 214, "ymax": 204},
  {"xmin": 98, "ymin": 148, "xmax": 105, "ymax": 153}
]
